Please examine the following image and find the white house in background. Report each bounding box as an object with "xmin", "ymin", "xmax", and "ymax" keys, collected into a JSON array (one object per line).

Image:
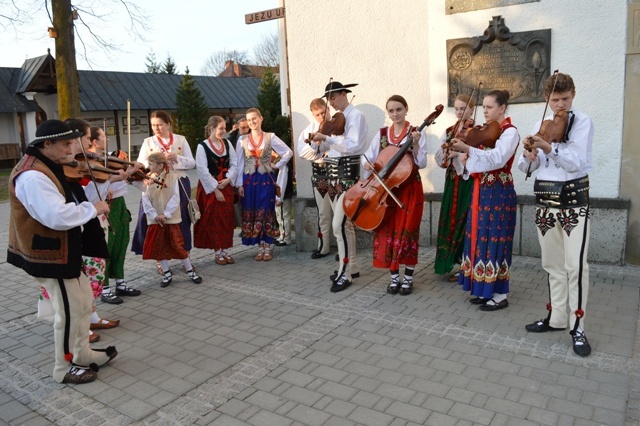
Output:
[{"xmin": 0, "ymin": 51, "xmax": 261, "ymax": 162}]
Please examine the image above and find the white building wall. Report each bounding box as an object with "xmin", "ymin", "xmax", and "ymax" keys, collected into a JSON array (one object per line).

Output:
[
  {"xmin": 286, "ymin": 0, "xmax": 626, "ymax": 199},
  {"xmin": 0, "ymin": 113, "xmax": 19, "ymax": 144}
]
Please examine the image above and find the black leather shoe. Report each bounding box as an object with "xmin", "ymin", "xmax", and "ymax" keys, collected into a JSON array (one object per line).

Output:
[
  {"xmin": 275, "ymin": 240, "xmax": 288, "ymax": 247},
  {"xmin": 525, "ymin": 319, "xmax": 566, "ymax": 333},
  {"xmin": 330, "ymin": 271, "xmax": 360, "ymax": 281},
  {"xmin": 387, "ymin": 277, "xmax": 400, "ymax": 295},
  {"xmin": 311, "ymin": 250, "xmax": 329, "ymax": 259},
  {"xmin": 469, "ymin": 297, "xmax": 487, "ymax": 305},
  {"xmin": 330, "ymin": 275, "xmax": 352, "ymax": 293},
  {"xmin": 115, "ymin": 285, "xmax": 141, "ymax": 297},
  {"xmin": 100, "ymin": 292, "xmax": 123, "ymax": 305},
  {"xmin": 399, "ymin": 279, "xmax": 413, "ymax": 296},
  {"xmin": 479, "ymin": 299, "xmax": 508, "ymax": 311},
  {"xmin": 571, "ymin": 331, "xmax": 592, "ymax": 357}
]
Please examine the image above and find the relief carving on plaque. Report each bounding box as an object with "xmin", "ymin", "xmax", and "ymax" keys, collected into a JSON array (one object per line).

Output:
[{"xmin": 446, "ymin": 16, "xmax": 551, "ymax": 106}]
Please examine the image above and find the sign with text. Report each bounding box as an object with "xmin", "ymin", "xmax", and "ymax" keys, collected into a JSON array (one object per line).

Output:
[
  {"xmin": 245, "ymin": 7, "xmax": 285, "ymax": 25},
  {"xmin": 446, "ymin": 16, "xmax": 550, "ymax": 105}
]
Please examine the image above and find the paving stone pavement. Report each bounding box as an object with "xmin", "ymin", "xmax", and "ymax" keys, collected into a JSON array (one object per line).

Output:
[{"xmin": 1, "ymin": 172, "xmax": 640, "ymax": 425}]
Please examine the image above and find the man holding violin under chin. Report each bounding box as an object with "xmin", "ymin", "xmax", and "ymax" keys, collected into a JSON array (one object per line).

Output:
[
  {"xmin": 7, "ymin": 119, "xmax": 118, "ymax": 384},
  {"xmin": 310, "ymin": 81, "xmax": 369, "ymax": 292},
  {"xmin": 517, "ymin": 73, "xmax": 595, "ymax": 357}
]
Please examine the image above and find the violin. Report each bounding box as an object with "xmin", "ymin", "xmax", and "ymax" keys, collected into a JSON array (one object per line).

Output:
[
  {"xmin": 458, "ymin": 120, "xmax": 501, "ymax": 149},
  {"xmin": 62, "ymin": 159, "xmax": 122, "ymax": 183},
  {"xmin": 525, "ymin": 69, "xmax": 567, "ymax": 179},
  {"xmin": 441, "ymin": 118, "xmax": 474, "ymax": 168},
  {"xmin": 318, "ymin": 112, "xmax": 345, "ymax": 136},
  {"xmin": 343, "ymin": 104, "xmax": 443, "ymax": 231},
  {"xmin": 109, "ymin": 149, "xmax": 153, "ymax": 182}
]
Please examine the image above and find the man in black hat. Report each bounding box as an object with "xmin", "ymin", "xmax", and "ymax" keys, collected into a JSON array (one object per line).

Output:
[
  {"xmin": 7, "ymin": 119, "xmax": 118, "ymax": 384},
  {"xmin": 310, "ymin": 81, "xmax": 369, "ymax": 292}
]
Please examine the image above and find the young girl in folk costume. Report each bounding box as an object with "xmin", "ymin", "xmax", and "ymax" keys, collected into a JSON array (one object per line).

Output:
[
  {"xmin": 132, "ymin": 110, "xmax": 196, "ymax": 273},
  {"xmin": 434, "ymin": 94, "xmax": 475, "ymax": 281},
  {"xmin": 88, "ymin": 127, "xmax": 142, "ymax": 304},
  {"xmin": 194, "ymin": 116, "xmax": 238, "ymax": 264},
  {"xmin": 448, "ymin": 89, "xmax": 520, "ymax": 311},
  {"xmin": 139, "ymin": 152, "xmax": 202, "ymax": 287},
  {"xmin": 362, "ymin": 95, "xmax": 427, "ymax": 296},
  {"xmin": 235, "ymin": 108, "xmax": 293, "ymax": 261}
]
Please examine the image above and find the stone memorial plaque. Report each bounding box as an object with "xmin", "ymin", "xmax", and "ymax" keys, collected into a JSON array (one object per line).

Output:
[
  {"xmin": 446, "ymin": 16, "xmax": 551, "ymax": 105},
  {"xmin": 445, "ymin": 0, "xmax": 540, "ymax": 15}
]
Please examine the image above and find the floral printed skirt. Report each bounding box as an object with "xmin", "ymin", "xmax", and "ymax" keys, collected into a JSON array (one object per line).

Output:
[
  {"xmin": 372, "ymin": 177, "xmax": 424, "ymax": 270},
  {"xmin": 459, "ymin": 181, "xmax": 517, "ymax": 298},
  {"xmin": 241, "ymin": 171, "xmax": 279, "ymax": 245}
]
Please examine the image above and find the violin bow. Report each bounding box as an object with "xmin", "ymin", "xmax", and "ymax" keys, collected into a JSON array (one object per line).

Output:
[
  {"xmin": 77, "ymin": 134, "xmax": 115, "ymax": 232},
  {"xmin": 363, "ymin": 156, "xmax": 404, "ymax": 209},
  {"xmin": 526, "ymin": 69, "xmax": 559, "ymax": 180},
  {"xmin": 444, "ymin": 87, "xmax": 476, "ymax": 165}
]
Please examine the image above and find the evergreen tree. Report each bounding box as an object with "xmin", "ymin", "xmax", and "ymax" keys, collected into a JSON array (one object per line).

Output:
[
  {"xmin": 162, "ymin": 55, "xmax": 177, "ymax": 74},
  {"xmin": 145, "ymin": 50, "xmax": 161, "ymax": 73},
  {"xmin": 257, "ymin": 70, "xmax": 290, "ymax": 144},
  {"xmin": 175, "ymin": 67, "xmax": 209, "ymax": 152}
]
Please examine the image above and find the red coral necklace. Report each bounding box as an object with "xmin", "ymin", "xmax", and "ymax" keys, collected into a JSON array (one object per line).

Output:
[{"xmin": 388, "ymin": 122, "xmax": 410, "ymax": 145}]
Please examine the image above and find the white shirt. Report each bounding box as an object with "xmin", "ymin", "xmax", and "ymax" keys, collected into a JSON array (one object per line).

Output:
[
  {"xmin": 462, "ymin": 124, "xmax": 520, "ymax": 179},
  {"xmin": 361, "ymin": 126, "xmax": 428, "ymax": 179},
  {"xmin": 137, "ymin": 133, "xmax": 196, "ymax": 178},
  {"xmin": 14, "ymin": 171, "xmax": 97, "ymax": 231},
  {"xmin": 235, "ymin": 132, "xmax": 293, "ymax": 187},
  {"xmin": 517, "ymin": 109, "xmax": 594, "ymax": 181},
  {"xmin": 324, "ymin": 104, "xmax": 369, "ymax": 157},
  {"xmin": 196, "ymin": 139, "xmax": 238, "ymax": 195}
]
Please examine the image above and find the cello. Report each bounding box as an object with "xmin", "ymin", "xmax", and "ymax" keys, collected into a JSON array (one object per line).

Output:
[{"xmin": 343, "ymin": 104, "xmax": 443, "ymax": 231}]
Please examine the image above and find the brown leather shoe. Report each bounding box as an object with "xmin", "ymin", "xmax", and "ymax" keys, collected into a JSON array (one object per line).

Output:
[
  {"xmin": 62, "ymin": 366, "xmax": 97, "ymax": 384},
  {"xmin": 223, "ymin": 254, "xmax": 235, "ymax": 264},
  {"xmin": 90, "ymin": 319, "xmax": 120, "ymax": 330},
  {"xmin": 89, "ymin": 332, "xmax": 100, "ymax": 343},
  {"xmin": 215, "ymin": 255, "xmax": 227, "ymax": 265}
]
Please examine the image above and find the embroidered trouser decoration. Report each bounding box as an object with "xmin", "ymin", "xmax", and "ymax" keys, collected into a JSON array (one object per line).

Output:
[
  {"xmin": 329, "ymin": 191, "xmax": 359, "ymax": 280},
  {"xmin": 536, "ymin": 206, "xmax": 590, "ymax": 331}
]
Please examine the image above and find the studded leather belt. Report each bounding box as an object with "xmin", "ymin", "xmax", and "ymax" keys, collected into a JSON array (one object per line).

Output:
[
  {"xmin": 312, "ymin": 161, "xmax": 329, "ymax": 179},
  {"xmin": 324, "ymin": 155, "xmax": 360, "ymax": 180},
  {"xmin": 534, "ymin": 176, "xmax": 589, "ymax": 208}
]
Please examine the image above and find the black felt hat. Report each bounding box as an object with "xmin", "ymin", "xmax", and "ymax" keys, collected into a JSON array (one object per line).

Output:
[
  {"xmin": 322, "ymin": 81, "xmax": 358, "ymax": 98},
  {"xmin": 30, "ymin": 119, "xmax": 83, "ymax": 146}
]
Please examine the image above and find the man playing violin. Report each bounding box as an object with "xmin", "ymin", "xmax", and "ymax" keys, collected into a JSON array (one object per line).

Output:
[
  {"xmin": 518, "ymin": 73, "xmax": 595, "ymax": 357},
  {"xmin": 7, "ymin": 119, "xmax": 118, "ymax": 384},
  {"xmin": 298, "ymin": 98, "xmax": 334, "ymax": 259},
  {"xmin": 310, "ymin": 81, "xmax": 369, "ymax": 292}
]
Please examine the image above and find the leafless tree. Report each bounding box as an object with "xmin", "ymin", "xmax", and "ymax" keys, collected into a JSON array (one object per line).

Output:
[
  {"xmin": 0, "ymin": 0, "xmax": 31, "ymax": 33},
  {"xmin": 200, "ymin": 49, "xmax": 249, "ymax": 76},
  {"xmin": 252, "ymin": 32, "xmax": 279, "ymax": 67}
]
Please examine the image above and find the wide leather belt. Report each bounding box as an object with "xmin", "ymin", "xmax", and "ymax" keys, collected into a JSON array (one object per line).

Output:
[
  {"xmin": 312, "ymin": 161, "xmax": 329, "ymax": 179},
  {"xmin": 534, "ymin": 176, "xmax": 589, "ymax": 208},
  {"xmin": 324, "ymin": 155, "xmax": 360, "ymax": 180}
]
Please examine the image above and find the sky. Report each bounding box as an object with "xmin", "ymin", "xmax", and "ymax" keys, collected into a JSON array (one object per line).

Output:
[{"xmin": 0, "ymin": 0, "xmax": 280, "ymax": 74}]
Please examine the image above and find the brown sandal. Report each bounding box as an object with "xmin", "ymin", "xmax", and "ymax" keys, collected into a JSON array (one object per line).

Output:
[
  {"xmin": 263, "ymin": 246, "xmax": 273, "ymax": 261},
  {"xmin": 255, "ymin": 244, "xmax": 265, "ymax": 261}
]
